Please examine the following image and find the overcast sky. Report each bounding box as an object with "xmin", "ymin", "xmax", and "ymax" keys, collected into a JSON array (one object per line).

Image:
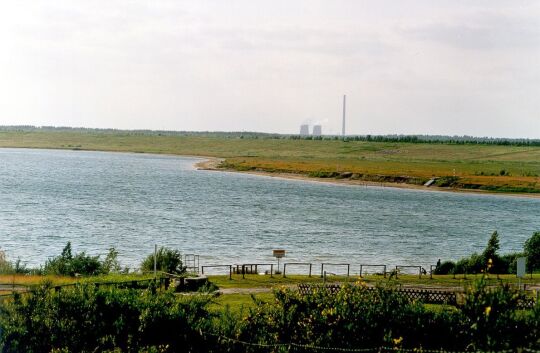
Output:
[{"xmin": 1, "ymin": 1, "xmax": 539, "ymax": 137}]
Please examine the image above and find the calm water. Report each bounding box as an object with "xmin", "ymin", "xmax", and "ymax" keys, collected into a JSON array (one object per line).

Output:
[{"xmin": 1, "ymin": 148, "xmax": 539, "ymax": 273}]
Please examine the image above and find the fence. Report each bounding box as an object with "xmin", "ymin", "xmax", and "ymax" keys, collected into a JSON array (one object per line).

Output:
[
  {"xmin": 320, "ymin": 263, "xmax": 350, "ymax": 277},
  {"xmin": 359, "ymin": 264, "xmax": 387, "ymax": 278},
  {"xmin": 201, "ymin": 265, "xmax": 233, "ymax": 280},
  {"xmin": 297, "ymin": 284, "xmax": 538, "ymax": 309},
  {"xmin": 234, "ymin": 263, "xmax": 275, "ymax": 278},
  {"xmin": 283, "ymin": 263, "xmax": 313, "ymax": 278}
]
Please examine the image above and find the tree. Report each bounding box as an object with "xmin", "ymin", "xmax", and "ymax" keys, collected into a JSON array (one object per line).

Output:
[
  {"xmin": 482, "ymin": 231, "xmax": 500, "ymax": 273},
  {"xmin": 524, "ymin": 231, "xmax": 540, "ymax": 272}
]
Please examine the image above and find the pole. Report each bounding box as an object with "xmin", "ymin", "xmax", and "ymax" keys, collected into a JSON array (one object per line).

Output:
[
  {"xmin": 342, "ymin": 95, "xmax": 346, "ymax": 138},
  {"xmin": 154, "ymin": 244, "xmax": 157, "ymax": 278}
]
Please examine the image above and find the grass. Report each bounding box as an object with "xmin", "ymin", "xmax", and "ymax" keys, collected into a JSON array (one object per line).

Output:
[
  {"xmin": 208, "ymin": 273, "xmax": 540, "ymax": 289},
  {"xmin": 0, "ymin": 273, "xmax": 157, "ymax": 289},
  {"xmin": 209, "ymin": 292, "xmax": 274, "ymax": 313},
  {"xmin": 0, "ymin": 131, "xmax": 539, "ymax": 193}
]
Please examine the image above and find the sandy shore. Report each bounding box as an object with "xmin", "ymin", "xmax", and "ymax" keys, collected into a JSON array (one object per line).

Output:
[{"xmin": 196, "ymin": 158, "xmax": 540, "ymax": 199}]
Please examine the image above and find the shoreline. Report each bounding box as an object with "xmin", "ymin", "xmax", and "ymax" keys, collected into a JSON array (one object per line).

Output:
[
  {"xmin": 196, "ymin": 158, "xmax": 540, "ymax": 199},
  {"xmin": 2, "ymin": 147, "xmax": 538, "ymax": 199}
]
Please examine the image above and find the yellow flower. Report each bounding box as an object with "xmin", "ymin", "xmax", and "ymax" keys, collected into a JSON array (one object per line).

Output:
[
  {"xmin": 393, "ymin": 337, "xmax": 403, "ymax": 345},
  {"xmin": 484, "ymin": 306, "xmax": 491, "ymax": 316}
]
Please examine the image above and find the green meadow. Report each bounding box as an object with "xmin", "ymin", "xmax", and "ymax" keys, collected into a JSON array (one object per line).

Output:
[{"xmin": 1, "ymin": 130, "xmax": 539, "ymax": 193}]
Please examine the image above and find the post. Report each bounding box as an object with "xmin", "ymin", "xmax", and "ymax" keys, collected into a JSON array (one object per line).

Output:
[
  {"xmin": 309, "ymin": 263, "xmax": 312, "ymax": 277},
  {"xmin": 418, "ymin": 266, "xmax": 421, "ymax": 279},
  {"xmin": 383, "ymin": 265, "xmax": 387, "ymax": 278},
  {"xmin": 242, "ymin": 265, "xmax": 245, "ymax": 279},
  {"xmin": 347, "ymin": 264, "xmax": 350, "ymax": 277},
  {"xmin": 283, "ymin": 264, "xmax": 287, "ymax": 278},
  {"xmin": 321, "ymin": 263, "xmax": 324, "ymax": 278},
  {"xmin": 229, "ymin": 265, "xmax": 232, "ymax": 280},
  {"xmin": 359, "ymin": 265, "xmax": 363, "ymax": 278},
  {"xmin": 270, "ymin": 264, "xmax": 274, "ymax": 278},
  {"xmin": 395, "ymin": 266, "xmax": 399, "ymax": 279},
  {"xmin": 154, "ymin": 244, "xmax": 157, "ymax": 278}
]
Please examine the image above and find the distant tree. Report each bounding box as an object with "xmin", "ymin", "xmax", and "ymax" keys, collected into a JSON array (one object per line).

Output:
[
  {"xmin": 524, "ymin": 231, "xmax": 540, "ymax": 272},
  {"xmin": 102, "ymin": 247, "xmax": 122, "ymax": 274},
  {"xmin": 482, "ymin": 231, "xmax": 501, "ymax": 273}
]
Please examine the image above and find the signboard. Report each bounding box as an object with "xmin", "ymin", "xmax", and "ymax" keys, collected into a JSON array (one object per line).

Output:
[
  {"xmin": 517, "ymin": 257, "xmax": 526, "ymax": 278},
  {"xmin": 273, "ymin": 249, "xmax": 285, "ymax": 258}
]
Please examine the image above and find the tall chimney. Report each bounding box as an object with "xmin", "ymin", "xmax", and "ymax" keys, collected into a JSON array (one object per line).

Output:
[{"xmin": 342, "ymin": 94, "xmax": 346, "ymax": 138}]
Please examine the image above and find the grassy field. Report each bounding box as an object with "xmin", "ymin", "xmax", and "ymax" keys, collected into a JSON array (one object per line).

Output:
[
  {"xmin": 1, "ymin": 130, "xmax": 539, "ymax": 193},
  {"xmin": 208, "ymin": 273, "xmax": 540, "ymax": 312}
]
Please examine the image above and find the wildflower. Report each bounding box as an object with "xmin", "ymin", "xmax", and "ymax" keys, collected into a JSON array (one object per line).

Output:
[
  {"xmin": 393, "ymin": 337, "xmax": 403, "ymax": 346},
  {"xmin": 484, "ymin": 306, "xmax": 491, "ymax": 316}
]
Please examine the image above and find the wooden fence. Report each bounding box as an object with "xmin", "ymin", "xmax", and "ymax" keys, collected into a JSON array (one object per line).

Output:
[{"xmin": 297, "ymin": 284, "xmax": 537, "ymax": 309}]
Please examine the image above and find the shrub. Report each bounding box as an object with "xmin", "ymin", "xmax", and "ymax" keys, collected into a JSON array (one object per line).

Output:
[
  {"xmin": 434, "ymin": 260, "xmax": 455, "ymax": 274},
  {"xmin": 140, "ymin": 247, "xmax": 185, "ymax": 275},
  {"xmin": 43, "ymin": 243, "xmax": 122, "ymax": 277},
  {"xmin": 460, "ymin": 277, "xmax": 532, "ymax": 350},
  {"xmin": 43, "ymin": 242, "xmax": 103, "ymax": 276},
  {"xmin": 499, "ymin": 252, "xmax": 523, "ymax": 274},
  {"xmin": 0, "ymin": 283, "xmax": 212, "ymax": 352},
  {"xmin": 235, "ymin": 284, "xmax": 463, "ymax": 350}
]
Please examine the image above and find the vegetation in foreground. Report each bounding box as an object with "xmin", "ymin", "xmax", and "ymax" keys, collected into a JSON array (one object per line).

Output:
[
  {"xmin": 0, "ymin": 278, "xmax": 539, "ymax": 352},
  {"xmin": 1, "ymin": 129, "xmax": 539, "ymax": 193}
]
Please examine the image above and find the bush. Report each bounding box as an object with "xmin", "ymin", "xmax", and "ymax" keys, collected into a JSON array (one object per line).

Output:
[
  {"xmin": 140, "ymin": 247, "xmax": 185, "ymax": 275},
  {"xmin": 234, "ymin": 283, "xmax": 463, "ymax": 350},
  {"xmin": 43, "ymin": 243, "xmax": 121, "ymax": 277},
  {"xmin": 227, "ymin": 280, "xmax": 539, "ymax": 351},
  {"xmin": 0, "ymin": 283, "xmax": 212, "ymax": 352},
  {"xmin": 434, "ymin": 260, "xmax": 455, "ymax": 274},
  {"xmin": 499, "ymin": 252, "xmax": 523, "ymax": 274},
  {"xmin": 460, "ymin": 277, "xmax": 533, "ymax": 350}
]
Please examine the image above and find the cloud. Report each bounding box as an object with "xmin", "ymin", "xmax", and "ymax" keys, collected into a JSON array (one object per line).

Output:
[{"xmin": 404, "ymin": 10, "xmax": 540, "ymax": 50}]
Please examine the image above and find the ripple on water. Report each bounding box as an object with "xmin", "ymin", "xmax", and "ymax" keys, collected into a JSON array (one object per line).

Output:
[{"xmin": 0, "ymin": 148, "xmax": 539, "ymax": 270}]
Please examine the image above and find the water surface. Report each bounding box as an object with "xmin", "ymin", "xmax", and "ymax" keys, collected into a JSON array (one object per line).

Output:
[{"xmin": 1, "ymin": 148, "xmax": 538, "ymax": 273}]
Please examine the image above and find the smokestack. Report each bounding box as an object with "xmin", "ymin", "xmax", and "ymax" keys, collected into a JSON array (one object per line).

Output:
[{"xmin": 342, "ymin": 95, "xmax": 346, "ymax": 138}]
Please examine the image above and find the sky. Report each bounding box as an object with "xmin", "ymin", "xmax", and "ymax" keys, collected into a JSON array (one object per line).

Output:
[{"xmin": 0, "ymin": 1, "xmax": 539, "ymax": 138}]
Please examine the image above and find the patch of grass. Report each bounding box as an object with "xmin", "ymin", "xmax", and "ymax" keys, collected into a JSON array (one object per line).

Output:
[
  {"xmin": 209, "ymin": 293, "xmax": 274, "ymax": 313},
  {"xmin": 0, "ymin": 273, "xmax": 156, "ymax": 288},
  {"xmin": 207, "ymin": 273, "xmax": 540, "ymax": 289}
]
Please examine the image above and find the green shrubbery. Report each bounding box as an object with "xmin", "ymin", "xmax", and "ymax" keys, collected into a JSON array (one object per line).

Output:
[
  {"xmin": 43, "ymin": 242, "xmax": 122, "ymax": 277},
  {"xmin": 0, "ymin": 277, "xmax": 538, "ymax": 352},
  {"xmin": 140, "ymin": 247, "xmax": 185, "ymax": 275},
  {"xmin": 434, "ymin": 231, "xmax": 538, "ymax": 275},
  {"xmin": 0, "ymin": 284, "xmax": 211, "ymax": 353},
  {"xmin": 228, "ymin": 280, "xmax": 539, "ymax": 351}
]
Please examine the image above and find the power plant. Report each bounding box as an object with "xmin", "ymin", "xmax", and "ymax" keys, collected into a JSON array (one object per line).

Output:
[
  {"xmin": 300, "ymin": 124, "xmax": 310, "ymax": 136},
  {"xmin": 312, "ymin": 125, "xmax": 322, "ymax": 136}
]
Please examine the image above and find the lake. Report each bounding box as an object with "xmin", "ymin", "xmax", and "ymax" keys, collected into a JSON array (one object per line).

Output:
[{"xmin": 1, "ymin": 148, "xmax": 539, "ymax": 273}]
